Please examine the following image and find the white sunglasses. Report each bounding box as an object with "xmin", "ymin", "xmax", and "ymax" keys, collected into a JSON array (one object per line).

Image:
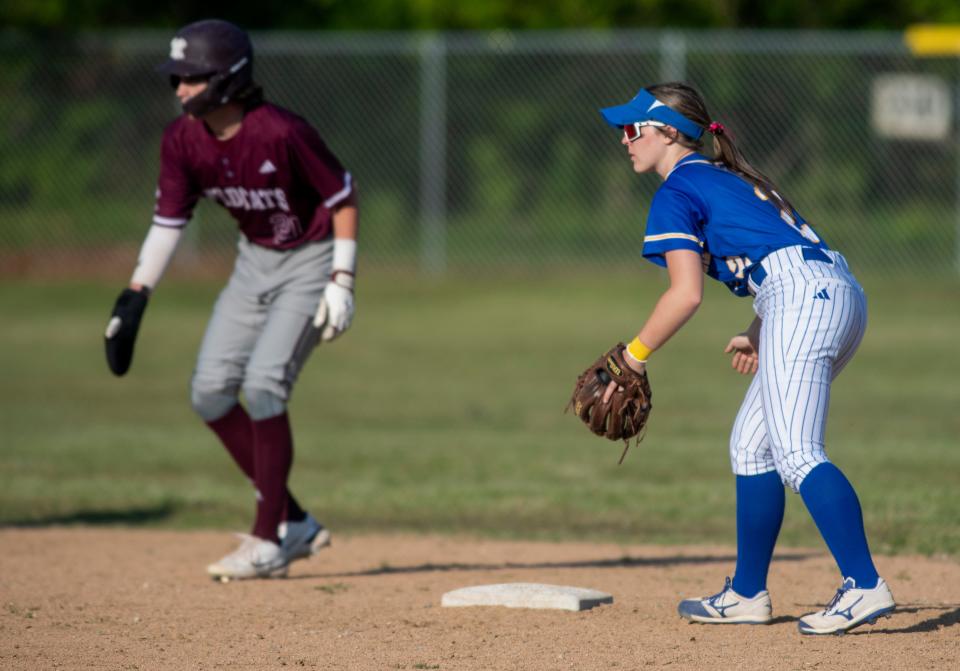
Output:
[{"xmin": 622, "ymin": 120, "xmax": 667, "ymax": 142}]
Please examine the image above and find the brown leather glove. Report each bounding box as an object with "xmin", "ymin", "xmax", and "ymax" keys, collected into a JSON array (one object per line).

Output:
[{"xmin": 567, "ymin": 343, "xmax": 652, "ymax": 463}]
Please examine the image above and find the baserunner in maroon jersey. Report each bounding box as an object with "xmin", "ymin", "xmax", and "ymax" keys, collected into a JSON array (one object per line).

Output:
[{"xmin": 104, "ymin": 19, "xmax": 358, "ymax": 580}]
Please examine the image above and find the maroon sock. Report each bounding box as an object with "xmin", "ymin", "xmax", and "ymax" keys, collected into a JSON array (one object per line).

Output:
[
  {"xmin": 205, "ymin": 405, "xmax": 306, "ymax": 524},
  {"xmin": 251, "ymin": 412, "xmax": 295, "ymax": 543},
  {"xmin": 205, "ymin": 404, "xmax": 255, "ymax": 479}
]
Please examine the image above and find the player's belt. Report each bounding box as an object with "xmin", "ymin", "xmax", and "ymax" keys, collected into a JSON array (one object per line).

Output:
[{"xmin": 748, "ymin": 246, "xmax": 833, "ymax": 292}]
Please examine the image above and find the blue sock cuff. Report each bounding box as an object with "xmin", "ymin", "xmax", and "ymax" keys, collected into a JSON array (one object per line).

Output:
[
  {"xmin": 737, "ymin": 471, "xmax": 784, "ymax": 500},
  {"xmin": 799, "ymin": 461, "xmax": 843, "ymax": 500}
]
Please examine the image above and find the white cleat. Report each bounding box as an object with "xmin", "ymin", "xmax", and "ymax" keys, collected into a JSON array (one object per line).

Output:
[
  {"xmin": 278, "ymin": 514, "xmax": 332, "ymax": 563},
  {"xmin": 798, "ymin": 577, "xmax": 895, "ymax": 635},
  {"xmin": 207, "ymin": 534, "xmax": 289, "ymax": 581},
  {"xmin": 678, "ymin": 577, "xmax": 773, "ymax": 624}
]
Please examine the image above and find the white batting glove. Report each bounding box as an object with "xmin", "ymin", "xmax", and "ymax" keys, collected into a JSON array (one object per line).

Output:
[{"xmin": 314, "ymin": 272, "xmax": 355, "ymax": 342}]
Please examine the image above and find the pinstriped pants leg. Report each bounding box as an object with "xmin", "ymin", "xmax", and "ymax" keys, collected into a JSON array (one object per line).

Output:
[{"xmin": 730, "ymin": 265, "xmax": 867, "ymax": 492}]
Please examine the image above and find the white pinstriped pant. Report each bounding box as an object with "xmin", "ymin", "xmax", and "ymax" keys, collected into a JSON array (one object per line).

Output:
[{"xmin": 729, "ymin": 246, "xmax": 867, "ymax": 492}]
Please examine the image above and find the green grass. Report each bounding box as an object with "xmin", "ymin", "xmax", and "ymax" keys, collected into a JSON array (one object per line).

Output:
[{"xmin": 1, "ymin": 269, "xmax": 958, "ymax": 556}]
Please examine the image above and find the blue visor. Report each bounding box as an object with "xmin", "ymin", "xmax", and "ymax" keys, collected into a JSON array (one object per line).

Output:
[{"xmin": 600, "ymin": 89, "xmax": 704, "ymax": 140}]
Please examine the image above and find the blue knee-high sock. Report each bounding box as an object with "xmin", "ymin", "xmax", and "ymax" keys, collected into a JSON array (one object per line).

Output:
[
  {"xmin": 732, "ymin": 472, "xmax": 785, "ymax": 598},
  {"xmin": 799, "ymin": 462, "xmax": 879, "ymax": 589}
]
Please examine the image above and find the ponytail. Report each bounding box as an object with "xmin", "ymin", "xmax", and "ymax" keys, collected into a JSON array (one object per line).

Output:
[{"xmin": 647, "ymin": 82, "xmax": 796, "ymax": 217}]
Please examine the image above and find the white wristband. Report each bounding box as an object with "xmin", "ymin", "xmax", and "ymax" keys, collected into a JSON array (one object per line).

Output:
[
  {"xmin": 130, "ymin": 224, "xmax": 183, "ymax": 290},
  {"xmin": 624, "ymin": 346, "xmax": 647, "ymax": 366},
  {"xmin": 332, "ymin": 237, "xmax": 357, "ymax": 274}
]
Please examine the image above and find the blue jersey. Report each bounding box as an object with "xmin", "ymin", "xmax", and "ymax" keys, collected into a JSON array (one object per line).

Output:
[{"xmin": 642, "ymin": 153, "xmax": 828, "ymax": 296}]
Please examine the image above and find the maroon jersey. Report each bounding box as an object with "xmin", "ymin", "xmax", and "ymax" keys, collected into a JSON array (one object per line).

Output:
[{"xmin": 153, "ymin": 102, "xmax": 352, "ymax": 250}]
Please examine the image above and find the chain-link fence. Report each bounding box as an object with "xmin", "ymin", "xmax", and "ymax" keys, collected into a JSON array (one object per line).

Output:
[{"xmin": 1, "ymin": 29, "xmax": 958, "ymax": 276}]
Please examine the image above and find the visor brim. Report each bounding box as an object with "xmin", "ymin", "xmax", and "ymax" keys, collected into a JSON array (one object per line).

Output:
[
  {"xmin": 600, "ymin": 103, "xmax": 650, "ymax": 128},
  {"xmin": 156, "ymin": 59, "xmax": 215, "ymax": 77}
]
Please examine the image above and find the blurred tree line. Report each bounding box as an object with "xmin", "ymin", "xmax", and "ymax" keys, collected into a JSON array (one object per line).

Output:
[
  {"xmin": 2, "ymin": 29, "xmax": 955, "ymax": 269},
  {"xmin": 2, "ymin": 0, "xmax": 959, "ymax": 31},
  {"xmin": 1, "ymin": 4, "xmax": 957, "ymax": 270}
]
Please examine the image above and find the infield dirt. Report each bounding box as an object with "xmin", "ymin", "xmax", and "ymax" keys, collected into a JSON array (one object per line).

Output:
[{"xmin": 2, "ymin": 528, "xmax": 958, "ymax": 670}]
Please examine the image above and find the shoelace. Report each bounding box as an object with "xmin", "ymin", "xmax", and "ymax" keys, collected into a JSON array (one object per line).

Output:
[
  {"xmin": 823, "ymin": 584, "xmax": 850, "ymax": 614},
  {"xmin": 707, "ymin": 577, "xmax": 734, "ymax": 607}
]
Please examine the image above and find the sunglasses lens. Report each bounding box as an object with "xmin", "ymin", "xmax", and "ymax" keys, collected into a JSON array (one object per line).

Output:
[{"xmin": 623, "ymin": 124, "xmax": 641, "ymax": 141}]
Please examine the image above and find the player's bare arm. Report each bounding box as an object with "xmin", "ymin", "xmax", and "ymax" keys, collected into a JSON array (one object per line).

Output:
[
  {"xmin": 331, "ymin": 190, "xmax": 359, "ymax": 241},
  {"xmin": 631, "ymin": 248, "xmax": 703, "ymax": 368},
  {"xmin": 602, "ymin": 248, "xmax": 701, "ymax": 404}
]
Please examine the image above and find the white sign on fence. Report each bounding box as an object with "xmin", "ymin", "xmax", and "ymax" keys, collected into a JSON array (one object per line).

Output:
[{"xmin": 871, "ymin": 73, "xmax": 952, "ymax": 141}]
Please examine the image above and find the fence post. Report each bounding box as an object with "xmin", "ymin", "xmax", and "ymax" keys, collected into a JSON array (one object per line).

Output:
[
  {"xmin": 418, "ymin": 33, "xmax": 447, "ymax": 275},
  {"xmin": 659, "ymin": 31, "xmax": 686, "ymax": 83},
  {"xmin": 904, "ymin": 24, "xmax": 960, "ymax": 273}
]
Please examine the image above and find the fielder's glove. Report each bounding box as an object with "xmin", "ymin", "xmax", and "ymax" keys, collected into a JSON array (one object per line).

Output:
[
  {"xmin": 104, "ymin": 287, "xmax": 149, "ymax": 376},
  {"xmin": 567, "ymin": 342, "xmax": 653, "ymax": 463},
  {"xmin": 313, "ymin": 271, "xmax": 355, "ymax": 342}
]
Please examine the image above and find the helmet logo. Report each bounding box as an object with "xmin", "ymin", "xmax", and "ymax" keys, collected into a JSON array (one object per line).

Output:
[{"xmin": 170, "ymin": 37, "xmax": 187, "ymax": 60}]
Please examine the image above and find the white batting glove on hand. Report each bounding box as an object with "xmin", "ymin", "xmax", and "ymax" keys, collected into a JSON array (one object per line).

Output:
[{"xmin": 314, "ymin": 273, "xmax": 355, "ymax": 342}]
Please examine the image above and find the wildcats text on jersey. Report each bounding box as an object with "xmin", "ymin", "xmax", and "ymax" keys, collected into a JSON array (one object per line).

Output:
[{"xmin": 203, "ymin": 186, "xmax": 291, "ymax": 212}]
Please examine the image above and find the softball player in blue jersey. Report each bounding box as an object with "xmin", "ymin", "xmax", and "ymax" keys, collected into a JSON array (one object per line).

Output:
[{"xmin": 599, "ymin": 82, "xmax": 894, "ymax": 635}]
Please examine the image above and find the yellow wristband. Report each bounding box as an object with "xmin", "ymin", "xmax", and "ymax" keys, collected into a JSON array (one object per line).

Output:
[{"xmin": 626, "ymin": 337, "xmax": 653, "ymax": 362}]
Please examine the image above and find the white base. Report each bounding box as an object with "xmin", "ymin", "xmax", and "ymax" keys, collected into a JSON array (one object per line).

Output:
[{"xmin": 441, "ymin": 583, "xmax": 613, "ymax": 611}]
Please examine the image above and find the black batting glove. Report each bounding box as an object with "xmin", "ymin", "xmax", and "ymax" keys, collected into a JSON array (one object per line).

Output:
[{"xmin": 104, "ymin": 288, "xmax": 150, "ymax": 376}]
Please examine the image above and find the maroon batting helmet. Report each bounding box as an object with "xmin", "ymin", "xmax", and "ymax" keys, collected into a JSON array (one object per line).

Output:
[{"xmin": 157, "ymin": 19, "xmax": 256, "ymax": 117}]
